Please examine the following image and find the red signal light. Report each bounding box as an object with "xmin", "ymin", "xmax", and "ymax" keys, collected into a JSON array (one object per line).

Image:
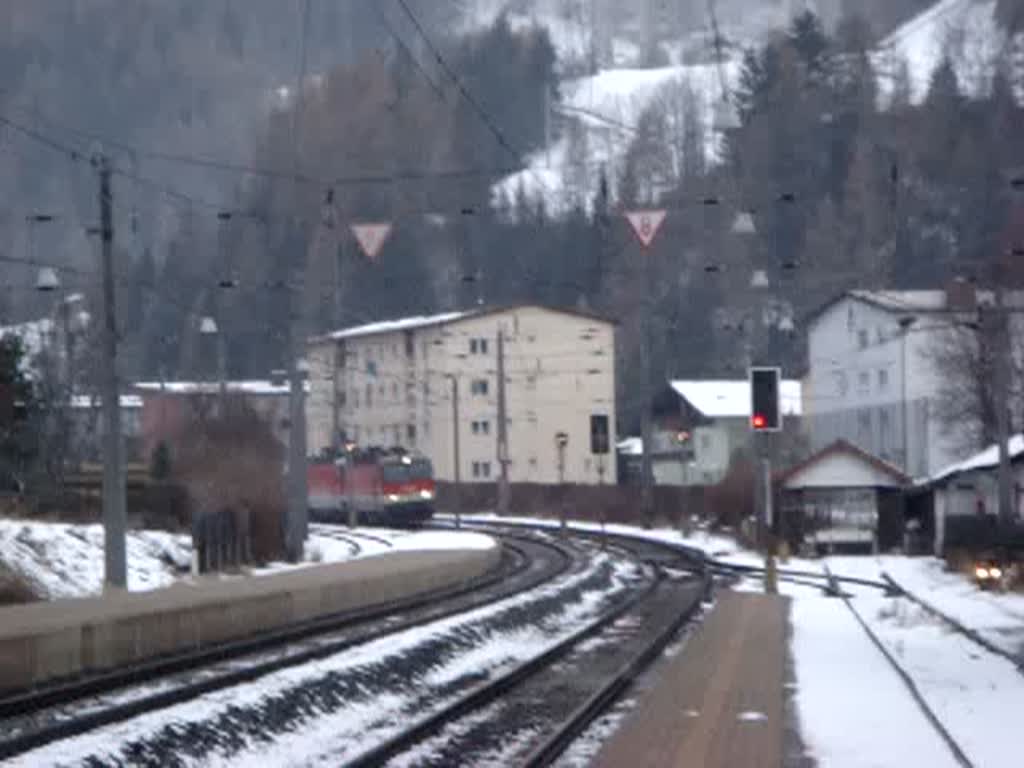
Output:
[{"xmin": 752, "ymin": 413, "xmax": 767, "ymax": 430}]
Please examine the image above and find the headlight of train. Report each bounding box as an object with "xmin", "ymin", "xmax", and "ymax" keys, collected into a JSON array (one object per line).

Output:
[
  {"xmin": 420, "ymin": 489, "xmax": 434, "ymax": 500},
  {"xmin": 989, "ymin": 567, "xmax": 1003, "ymax": 579},
  {"xmin": 387, "ymin": 493, "xmax": 399, "ymax": 502},
  {"xmin": 975, "ymin": 566, "xmax": 990, "ymax": 580}
]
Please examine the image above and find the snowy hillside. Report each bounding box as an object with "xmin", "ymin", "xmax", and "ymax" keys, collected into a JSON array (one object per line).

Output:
[
  {"xmin": 490, "ymin": 0, "xmax": 1017, "ymax": 217},
  {"xmin": 874, "ymin": 0, "xmax": 1003, "ymax": 104}
]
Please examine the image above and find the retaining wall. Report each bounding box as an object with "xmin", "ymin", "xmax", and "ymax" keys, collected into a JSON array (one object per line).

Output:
[{"xmin": 0, "ymin": 546, "xmax": 499, "ymax": 694}]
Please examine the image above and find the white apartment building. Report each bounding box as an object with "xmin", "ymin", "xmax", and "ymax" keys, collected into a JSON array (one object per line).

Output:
[
  {"xmin": 804, "ymin": 286, "xmax": 1019, "ymax": 478},
  {"xmin": 306, "ymin": 304, "xmax": 617, "ymax": 484}
]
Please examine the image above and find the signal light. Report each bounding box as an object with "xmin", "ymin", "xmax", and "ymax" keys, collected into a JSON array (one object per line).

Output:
[{"xmin": 750, "ymin": 367, "xmax": 782, "ymax": 432}]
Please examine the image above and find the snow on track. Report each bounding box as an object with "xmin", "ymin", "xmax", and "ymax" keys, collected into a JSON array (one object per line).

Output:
[{"xmin": 790, "ymin": 592, "xmax": 960, "ymax": 768}]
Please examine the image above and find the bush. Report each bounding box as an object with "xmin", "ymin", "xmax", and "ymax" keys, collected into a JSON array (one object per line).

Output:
[
  {"xmin": 172, "ymin": 397, "xmax": 286, "ymax": 564},
  {"xmin": 706, "ymin": 454, "xmax": 756, "ymax": 531}
]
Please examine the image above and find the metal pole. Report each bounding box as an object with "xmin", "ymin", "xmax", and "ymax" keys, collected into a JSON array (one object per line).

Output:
[
  {"xmin": 450, "ymin": 374, "xmax": 461, "ymax": 528},
  {"xmin": 97, "ymin": 155, "xmax": 126, "ymax": 589},
  {"xmin": 598, "ymin": 453, "xmax": 607, "ymax": 549},
  {"xmin": 993, "ymin": 283, "xmax": 1014, "ymax": 523},
  {"xmin": 286, "ymin": 324, "xmax": 307, "ymax": 561},
  {"xmin": 496, "ymin": 327, "xmax": 510, "ymax": 516}
]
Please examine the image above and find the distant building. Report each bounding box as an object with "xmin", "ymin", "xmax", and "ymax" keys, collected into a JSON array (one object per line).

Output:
[
  {"xmin": 803, "ymin": 285, "xmax": 1022, "ymax": 478},
  {"xmin": 132, "ymin": 380, "xmax": 300, "ymax": 465},
  {"xmin": 645, "ymin": 378, "xmax": 803, "ymax": 486},
  {"xmin": 306, "ymin": 305, "xmax": 617, "ymax": 485},
  {"xmin": 68, "ymin": 394, "xmax": 144, "ymax": 464}
]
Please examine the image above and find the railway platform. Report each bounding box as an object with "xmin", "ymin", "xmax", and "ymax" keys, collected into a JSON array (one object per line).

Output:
[{"xmin": 593, "ymin": 591, "xmax": 786, "ymax": 768}]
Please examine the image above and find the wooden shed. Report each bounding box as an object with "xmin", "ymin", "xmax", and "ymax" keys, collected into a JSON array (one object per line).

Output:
[{"xmin": 776, "ymin": 440, "xmax": 910, "ymax": 555}]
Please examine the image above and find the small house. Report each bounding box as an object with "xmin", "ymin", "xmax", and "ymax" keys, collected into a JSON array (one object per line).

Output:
[{"xmin": 777, "ymin": 440, "xmax": 909, "ymax": 555}]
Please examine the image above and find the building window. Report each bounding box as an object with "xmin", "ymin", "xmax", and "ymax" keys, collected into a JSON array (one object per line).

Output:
[
  {"xmin": 407, "ymin": 423, "xmax": 416, "ymax": 442},
  {"xmin": 857, "ymin": 329, "xmax": 868, "ymax": 349},
  {"xmin": 526, "ymin": 374, "xmax": 536, "ymax": 390},
  {"xmin": 470, "ymin": 339, "xmax": 479, "ymax": 354},
  {"xmin": 353, "ymin": 390, "xmax": 359, "ymax": 408},
  {"xmin": 472, "ymin": 421, "xmax": 480, "ymax": 435},
  {"xmin": 481, "ymin": 461, "xmax": 491, "ymax": 478},
  {"xmin": 338, "ymin": 390, "xmax": 347, "ymax": 407},
  {"xmin": 878, "ymin": 368, "xmax": 889, "ymax": 391},
  {"xmin": 405, "ymin": 333, "xmax": 414, "ymax": 357},
  {"xmin": 472, "ymin": 461, "xmax": 480, "ymax": 478},
  {"xmin": 481, "ymin": 420, "xmax": 490, "ymax": 435},
  {"xmin": 423, "ymin": 421, "xmax": 430, "ymax": 438},
  {"xmin": 479, "ymin": 338, "xmax": 489, "ymax": 355},
  {"xmin": 471, "ymin": 379, "xmax": 489, "ymax": 396},
  {"xmin": 391, "ymin": 381, "xmax": 398, "ymax": 398},
  {"xmin": 858, "ymin": 371, "xmax": 870, "ymax": 392},
  {"xmin": 366, "ymin": 384, "xmax": 372, "ymax": 407},
  {"xmin": 393, "ymin": 426, "xmax": 400, "ymax": 445}
]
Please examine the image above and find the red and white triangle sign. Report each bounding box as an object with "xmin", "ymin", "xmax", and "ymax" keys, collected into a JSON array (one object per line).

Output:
[
  {"xmin": 351, "ymin": 221, "xmax": 393, "ymax": 261},
  {"xmin": 625, "ymin": 209, "xmax": 667, "ymax": 249}
]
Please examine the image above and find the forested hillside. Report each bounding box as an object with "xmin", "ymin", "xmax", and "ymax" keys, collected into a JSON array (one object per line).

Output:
[{"xmin": 1, "ymin": 0, "xmax": 1023, "ymax": 435}]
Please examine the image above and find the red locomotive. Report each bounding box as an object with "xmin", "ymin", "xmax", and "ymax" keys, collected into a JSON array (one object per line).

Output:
[{"xmin": 308, "ymin": 446, "xmax": 435, "ymax": 526}]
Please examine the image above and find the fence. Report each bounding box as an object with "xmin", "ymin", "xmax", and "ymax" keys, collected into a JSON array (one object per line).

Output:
[{"xmin": 436, "ymin": 482, "xmax": 712, "ymax": 526}]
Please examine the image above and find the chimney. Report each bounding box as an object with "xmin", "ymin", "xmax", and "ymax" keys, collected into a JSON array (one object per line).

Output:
[{"xmin": 945, "ymin": 276, "xmax": 976, "ymax": 312}]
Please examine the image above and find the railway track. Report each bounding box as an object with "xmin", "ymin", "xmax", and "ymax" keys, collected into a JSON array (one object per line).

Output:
[
  {"xmin": 880, "ymin": 571, "xmax": 1024, "ymax": 672},
  {"xmin": 338, "ymin": 521, "xmax": 709, "ymax": 767},
  {"xmin": 823, "ymin": 566, "xmax": 976, "ymax": 768},
  {"xmin": 0, "ymin": 532, "xmax": 572, "ymax": 761}
]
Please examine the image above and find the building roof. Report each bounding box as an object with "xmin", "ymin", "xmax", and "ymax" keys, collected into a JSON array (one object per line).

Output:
[
  {"xmin": 132, "ymin": 380, "xmax": 306, "ymax": 396},
  {"xmin": 806, "ymin": 288, "xmax": 1024, "ymax": 329},
  {"xmin": 930, "ymin": 434, "xmax": 1024, "ymax": 484},
  {"xmin": 669, "ymin": 379, "xmax": 802, "ymax": 419},
  {"xmin": 776, "ymin": 439, "xmax": 910, "ymax": 488},
  {"xmin": 310, "ymin": 303, "xmax": 615, "ymax": 344}
]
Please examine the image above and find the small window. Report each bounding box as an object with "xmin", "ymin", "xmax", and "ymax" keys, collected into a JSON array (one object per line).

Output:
[
  {"xmin": 858, "ymin": 371, "xmax": 870, "ymax": 391},
  {"xmin": 366, "ymin": 384, "xmax": 372, "ymax": 407},
  {"xmin": 405, "ymin": 333, "xmax": 414, "ymax": 357},
  {"xmin": 481, "ymin": 461, "xmax": 491, "ymax": 478},
  {"xmin": 406, "ymin": 423, "xmax": 416, "ymax": 442},
  {"xmin": 379, "ymin": 383, "xmax": 386, "ymax": 396},
  {"xmin": 472, "ymin": 379, "xmax": 489, "ymax": 396},
  {"xmin": 879, "ymin": 409, "xmax": 891, "ymax": 449},
  {"xmin": 423, "ymin": 381, "xmax": 429, "ymax": 397},
  {"xmin": 526, "ymin": 374, "xmax": 537, "ymax": 390},
  {"xmin": 339, "ymin": 390, "xmax": 347, "ymax": 407},
  {"xmin": 472, "ymin": 421, "xmax": 480, "ymax": 435},
  {"xmin": 391, "ymin": 381, "xmax": 398, "ymax": 398},
  {"xmin": 479, "ymin": 338, "xmax": 489, "ymax": 355},
  {"xmin": 470, "ymin": 339, "xmax": 479, "ymax": 354},
  {"xmin": 422, "ymin": 421, "xmax": 430, "ymax": 438},
  {"xmin": 393, "ymin": 426, "xmax": 400, "ymax": 445},
  {"xmin": 472, "ymin": 461, "xmax": 481, "ymax": 478},
  {"xmin": 878, "ymin": 369, "xmax": 889, "ymax": 390},
  {"xmin": 876, "ymin": 328, "xmax": 885, "ymax": 344},
  {"xmin": 857, "ymin": 329, "xmax": 869, "ymax": 349},
  {"xmin": 481, "ymin": 420, "xmax": 490, "ymax": 435},
  {"xmin": 353, "ymin": 390, "xmax": 359, "ymax": 408}
]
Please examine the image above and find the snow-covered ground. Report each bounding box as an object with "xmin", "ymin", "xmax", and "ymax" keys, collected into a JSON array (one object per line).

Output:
[
  {"xmin": 0, "ymin": 518, "xmax": 497, "ymax": 601},
  {"xmin": 454, "ymin": 513, "xmax": 1024, "ymax": 767}
]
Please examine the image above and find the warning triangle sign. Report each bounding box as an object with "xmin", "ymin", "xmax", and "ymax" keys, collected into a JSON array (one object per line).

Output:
[
  {"xmin": 624, "ymin": 209, "xmax": 667, "ymax": 249},
  {"xmin": 351, "ymin": 222, "xmax": 393, "ymax": 260}
]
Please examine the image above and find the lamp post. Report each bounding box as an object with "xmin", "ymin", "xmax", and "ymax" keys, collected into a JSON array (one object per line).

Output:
[{"xmin": 898, "ymin": 316, "xmax": 917, "ymax": 474}]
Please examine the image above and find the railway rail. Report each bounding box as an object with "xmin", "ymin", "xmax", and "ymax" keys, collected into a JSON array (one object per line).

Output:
[
  {"xmin": 0, "ymin": 532, "xmax": 571, "ymax": 761},
  {"xmin": 880, "ymin": 571, "xmax": 1024, "ymax": 673},
  {"xmin": 339, "ymin": 521, "xmax": 711, "ymax": 767}
]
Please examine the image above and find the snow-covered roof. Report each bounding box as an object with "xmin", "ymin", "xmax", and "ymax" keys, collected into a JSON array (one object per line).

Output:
[
  {"xmin": 132, "ymin": 380, "xmax": 307, "ymax": 396},
  {"xmin": 617, "ymin": 436, "xmax": 643, "ymax": 456},
  {"xmin": 930, "ymin": 435, "xmax": 1024, "ymax": 483},
  {"xmin": 70, "ymin": 394, "xmax": 144, "ymax": 409},
  {"xmin": 319, "ymin": 311, "xmax": 470, "ymax": 342},
  {"xmin": 670, "ymin": 379, "xmax": 803, "ymax": 419}
]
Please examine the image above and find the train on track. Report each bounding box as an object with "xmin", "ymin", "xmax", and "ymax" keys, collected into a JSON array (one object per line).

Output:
[{"xmin": 308, "ymin": 446, "xmax": 436, "ymax": 526}]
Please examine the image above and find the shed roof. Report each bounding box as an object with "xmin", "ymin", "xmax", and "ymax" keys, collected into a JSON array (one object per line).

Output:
[
  {"xmin": 929, "ymin": 434, "xmax": 1024, "ymax": 484},
  {"xmin": 777, "ymin": 440, "xmax": 910, "ymax": 489}
]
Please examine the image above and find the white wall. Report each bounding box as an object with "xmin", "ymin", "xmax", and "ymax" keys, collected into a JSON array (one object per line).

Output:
[{"xmin": 805, "ymin": 297, "xmax": 969, "ymax": 477}]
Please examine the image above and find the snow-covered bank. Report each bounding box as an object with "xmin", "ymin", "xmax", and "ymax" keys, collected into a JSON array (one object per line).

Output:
[{"xmin": 0, "ymin": 519, "xmax": 498, "ymax": 600}]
